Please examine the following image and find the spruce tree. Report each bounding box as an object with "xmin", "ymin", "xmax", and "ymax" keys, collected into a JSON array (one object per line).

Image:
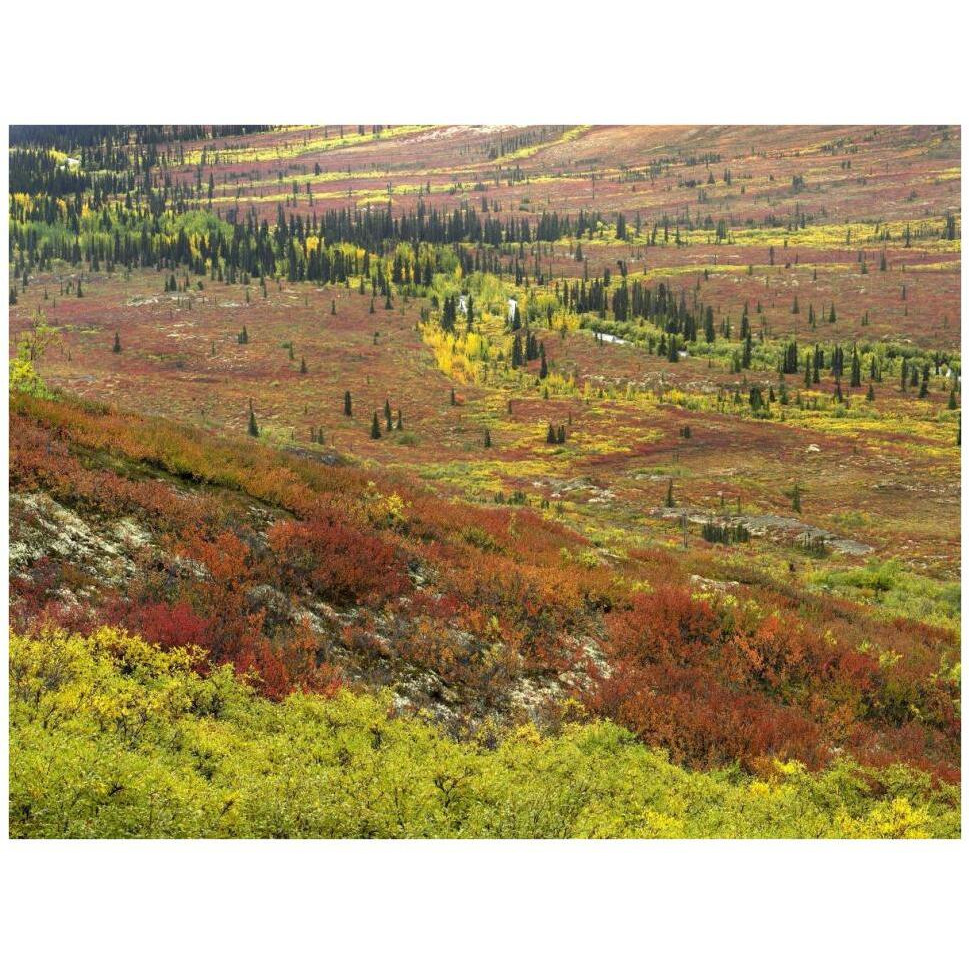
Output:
[
  {"xmin": 112, "ymin": 331, "xmax": 121, "ymax": 353},
  {"xmin": 344, "ymin": 390, "xmax": 352, "ymax": 416},
  {"xmin": 511, "ymin": 332, "xmax": 523, "ymax": 368},
  {"xmin": 370, "ymin": 412, "xmax": 382, "ymax": 439},
  {"xmin": 247, "ymin": 401, "xmax": 259, "ymax": 437},
  {"xmin": 665, "ymin": 479, "xmax": 675, "ymax": 508},
  {"xmin": 850, "ymin": 345, "xmax": 862, "ymax": 387}
]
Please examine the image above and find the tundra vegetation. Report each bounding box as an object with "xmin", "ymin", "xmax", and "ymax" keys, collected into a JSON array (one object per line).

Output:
[{"xmin": 8, "ymin": 124, "xmax": 961, "ymax": 837}]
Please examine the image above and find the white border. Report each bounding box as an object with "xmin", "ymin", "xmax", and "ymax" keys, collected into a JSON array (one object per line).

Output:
[{"xmin": 2, "ymin": 2, "xmax": 966, "ymax": 966}]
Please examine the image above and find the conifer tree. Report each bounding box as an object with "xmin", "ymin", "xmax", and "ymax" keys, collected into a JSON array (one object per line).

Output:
[
  {"xmin": 850, "ymin": 345, "xmax": 862, "ymax": 387},
  {"xmin": 112, "ymin": 331, "xmax": 121, "ymax": 353},
  {"xmin": 511, "ymin": 332, "xmax": 524, "ymax": 368},
  {"xmin": 370, "ymin": 411, "xmax": 382, "ymax": 439},
  {"xmin": 484, "ymin": 428, "xmax": 492, "ymax": 448},
  {"xmin": 247, "ymin": 400, "xmax": 259, "ymax": 437},
  {"xmin": 344, "ymin": 390, "xmax": 352, "ymax": 416},
  {"xmin": 665, "ymin": 479, "xmax": 675, "ymax": 508}
]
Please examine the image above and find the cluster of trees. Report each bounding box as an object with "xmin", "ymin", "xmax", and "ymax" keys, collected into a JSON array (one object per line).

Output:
[{"xmin": 701, "ymin": 521, "xmax": 750, "ymax": 544}]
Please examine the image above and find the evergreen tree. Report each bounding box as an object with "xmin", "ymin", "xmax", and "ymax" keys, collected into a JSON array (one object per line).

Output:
[
  {"xmin": 511, "ymin": 332, "xmax": 524, "ymax": 368},
  {"xmin": 370, "ymin": 411, "xmax": 382, "ymax": 439},
  {"xmin": 112, "ymin": 331, "xmax": 121, "ymax": 353},
  {"xmin": 741, "ymin": 332, "xmax": 752, "ymax": 369},
  {"xmin": 484, "ymin": 428, "xmax": 492, "ymax": 448},
  {"xmin": 665, "ymin": 479, "xmax": 675, "ymax": 508},
  {"xmin": 247, "ymin": 401, "xmax": 259, "ymax": 437},
  {"xmin": 850, "ymin": 345, "xmax": 862, "ymax": 387},
  {"xmin": 344, "ymin": 390, "xmax": 352, "ymax": 416}
]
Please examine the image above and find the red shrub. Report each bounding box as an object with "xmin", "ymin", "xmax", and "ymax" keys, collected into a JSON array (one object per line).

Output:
[
  {"xmin": 608, "ymin": 585, "xmax": 721, "ymax": 665},
  {"xmin": 268, "ymin": 515, "xmax": 407, "ymax": 605}
]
